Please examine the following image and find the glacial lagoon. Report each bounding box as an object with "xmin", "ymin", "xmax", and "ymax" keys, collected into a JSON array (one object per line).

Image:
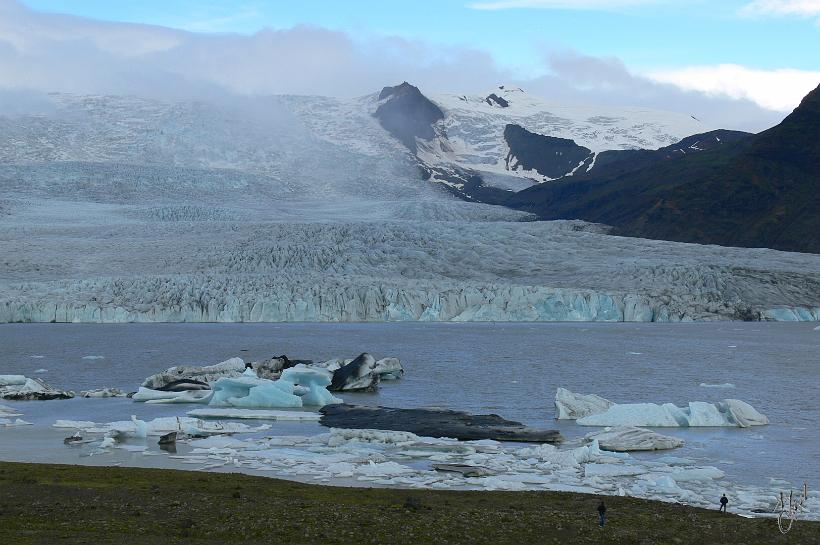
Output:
[{"xmin": 1, "ymin": 322, "xmax": 818, "ymax": 517}]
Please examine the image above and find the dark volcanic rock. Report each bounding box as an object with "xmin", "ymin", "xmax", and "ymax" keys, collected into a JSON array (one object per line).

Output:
[
  {"xmin": 486, "ymin": 93, "xmax": 509, "ymax": 108},
  {"xmin": 375, "ymin": 82, "xmax": 444, "ymax": 153},
  {"xmin": 319, "ymin": 404, "xmax": 563, "ymax": 443},
  {"xmin": 504, "ymin": 124, "xmax": 592, "ymax": 179}
]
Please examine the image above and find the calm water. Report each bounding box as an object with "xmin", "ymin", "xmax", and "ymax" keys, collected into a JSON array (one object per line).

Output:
[{"xmin": 1, "ymin": 322, "xmax": 818, "ymax": 489}]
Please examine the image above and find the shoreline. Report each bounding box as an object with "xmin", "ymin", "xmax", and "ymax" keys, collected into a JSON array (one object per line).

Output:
[{"xmin": 2, "ymin": 461, "xmax": 817, "ymax": 544}]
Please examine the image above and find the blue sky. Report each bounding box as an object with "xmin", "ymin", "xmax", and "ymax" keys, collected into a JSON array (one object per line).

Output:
[
  {"xmin": 2, "ymin": 0, "xmax": 819, "ymax": 128},
  {"xmin": 19, "ymin": 0, "xmax": 820, "ymax": 74}
]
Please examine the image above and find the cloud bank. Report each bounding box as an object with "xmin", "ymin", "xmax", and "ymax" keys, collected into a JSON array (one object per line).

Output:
[{"xmin": 0, "ymin": 0, "xmax": 810, "ymax": 132}]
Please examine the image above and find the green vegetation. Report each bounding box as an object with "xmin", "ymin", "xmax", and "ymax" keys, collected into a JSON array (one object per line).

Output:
[{"xmin": 0, "ymin": 462, "xmax": 817, "ymax": 544}]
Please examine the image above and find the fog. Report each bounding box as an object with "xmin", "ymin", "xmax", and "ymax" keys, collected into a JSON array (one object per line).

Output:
[{"xmin": 0, "ymin": 0, "xmax": 789, "ymax": 131}]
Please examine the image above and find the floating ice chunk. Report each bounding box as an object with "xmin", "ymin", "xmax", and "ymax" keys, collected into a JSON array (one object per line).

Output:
[
  {"xmin": 722, "ymin": 399, "xmax": 769, "ymax": 427},
  {"xmin": 554, "ymin": 387, "xmax": 614, "ymax": 419},
  {"xmin": 209, "ymin": 373, "xmax": 302, "ymax": 409},
  {"xmin": 280, "ymin": 365, "xmax": 342, "ymax": 407},
  {"xmin": 669, "ymin": 467, "xmax": 724, "ymax": 481},
  {"xmin": 34, "ymin": 369, "xmax": 48, "ymax": 374},
  {"xmin": 146, "ymin": 391, "xmax": 213, "ymax": 404},
  {"xmin": 0, "ymin": 376, "xmax": 74, "ymax": 400},
  {"xmin": 131, "ymin": 415, "xmax": 148, "ymax": 438},
  {"xmin": 578, "ymin": 403, "xmax": 679, "ymax": 427},
  {"xmin": 584, "ymin": 463, "xmax": 647, "ymax": 478},
  {"xmin": 0, "ymin": 418, "xmax": 32, "ymax": 427},
  {"xmin": 0, "ymin": 404, "xmax": 23, "ymax": 417},
  {"xmin": 80, "ymin": 388, "xmax": 126, "ymax": 398},
  {"xmin": 373, "ymin": 358, "xmax": 404, "ymax": 380},
  {"xmin": 30, "ymin": 355, "xmax": 45, "ymax": 359},
  {"xmin": 699, "ymin": 383, "xmax": 736, "ymax": 389},
  {"xmin": 0, "ymin": 376, "xmax": 27, "ymax": 387},
  {"xmin": 584, "ymin": 426, "xmax": 683, "ymax": 451},
  {"xmin": 577, "ymin": 398, "xmax": 768, "ymax": 428},
  {"xmin": 82, "ymin": 355, "xmax": 105, "ymax": 360},
  {"xmin": 187, "ymin": 408, "xmax": 320, "ymax": 421},
  {"xmin": 99, "ymin": 437, "xmax": 116, "ymax": 449}
]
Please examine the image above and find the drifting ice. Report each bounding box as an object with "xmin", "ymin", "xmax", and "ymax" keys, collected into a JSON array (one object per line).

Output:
[{"xmin": 577, "ymin": 400, "xmax": 768, "ymax": 427}]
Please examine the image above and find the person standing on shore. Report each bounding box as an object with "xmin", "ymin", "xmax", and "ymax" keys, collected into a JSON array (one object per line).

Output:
[
  {"xmin": 719, "ymin": 494, "xmax": 728, "ymax": 513},
  {"xmin": 597, "ymin": 500, "xmax": 606, "ymax": 527}
]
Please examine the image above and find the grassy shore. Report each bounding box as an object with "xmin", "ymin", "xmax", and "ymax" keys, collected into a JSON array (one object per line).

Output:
[{"xmin": 0, "ymin": 462, "xmax": 816, "ymax": 544}]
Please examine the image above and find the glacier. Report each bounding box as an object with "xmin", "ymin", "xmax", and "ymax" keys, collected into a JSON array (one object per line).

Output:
[{"xmin": 0, "ymin": 93, "xmax": 817, "ymax": 323}]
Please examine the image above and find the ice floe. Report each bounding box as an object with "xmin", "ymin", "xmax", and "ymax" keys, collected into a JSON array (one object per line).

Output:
[
  {"xmin": 556, "ymin": 388, "xmax": 768, "ymax": 428},
  {"xmin": 0, "ymin": 375, "xmax": 74, "ymax": 400},
  {"xmin": 187, "ymin": 408, "xmax": 321, "ymax": 421},
  {"xmin": 577, "ymin": 400, "xmax": 768, "ymax": 428},
  {"xmin": 699, "ymin": 383, "xmax": 736, "ymax": 389},
  {"xmin": 52, "ymin": 416, "xmax": 269, "ymax": 436},
  {"xmin": 0, "ymin": 417, "xmax": 32, "ymax": 427},
  {"xmin": 80, "ymin": 388, "xmax": 126, "ymax": 398},
  {"xmin": 584, "ymin": 427, "xmax": 684, "ymax": 451},
  {"xmin": 135, "ymin": 427, "xmax": 817, "ymax": 519},
  {"xmin": 554, "ymin": 387, "xmax": 614, "ymax": 419}
]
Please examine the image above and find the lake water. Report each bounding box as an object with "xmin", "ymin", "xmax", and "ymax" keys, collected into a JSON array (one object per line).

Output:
[{"xmin": 1, "ymin": 322, "xmax": 818, "ymax": 492}]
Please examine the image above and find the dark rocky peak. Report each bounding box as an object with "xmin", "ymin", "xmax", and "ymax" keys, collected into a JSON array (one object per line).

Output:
[
  {"xmin": 504, "ymin": 124, "xmax": 592, "ymax": 179},
  {"xmin": 486, "ymin": 93, "xmax": 509, "ymax": 108},
  {"xmin": 378, "ymin": 82, "xmax": 423, "ymax": 101},
  {"xmin": 374, "ymin": 82, "xmax": 444, "ymax": 153}
]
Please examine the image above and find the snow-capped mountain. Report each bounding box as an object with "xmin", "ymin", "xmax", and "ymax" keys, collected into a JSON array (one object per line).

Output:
[
  {"xmin": 369, "ymin": 83, "xmax": 713, "ymax": 201},
  {"xmin": 1, "ymin": 86, "xmax": 818, "ymax": 323}
]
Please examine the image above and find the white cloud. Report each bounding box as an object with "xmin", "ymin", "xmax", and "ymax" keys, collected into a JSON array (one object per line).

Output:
[
  {"xmin": 647, "ymin": 64, "xmax": 820, "ymax": 111},
  {"xmin": 469, "ymin": 0, "xmax": 654, "ymax": 9},
  {"xmin": 0, "ymin": 0, "xmax": 800, "ymax": 132},
  {"xmin": 741, "ymin": 0, "xmax": 820, "ymax": 16}
]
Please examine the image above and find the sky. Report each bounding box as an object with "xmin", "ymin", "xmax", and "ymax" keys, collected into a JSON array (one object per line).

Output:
[{"xmin": 2, "ymin": 0, "xmax": 820, "ymax": 130}]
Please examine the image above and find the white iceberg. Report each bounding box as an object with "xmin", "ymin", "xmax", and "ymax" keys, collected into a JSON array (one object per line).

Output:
[
  {"xmin": 210, "ymin": 369, "xmax": 302, "ymax": 409},
  {"xmin": 0, "ymin": 376, "xmax": 27, "ymax": 387},
  {"xmin": 280, "ymin": 365, "xmax": 342, "ymax": 407},
  {"xmin": 699, "ymin": 383, "xmax": 736, "ymax": 389},
  {"xmin": 53, "ymin": 416, "xmax": 267, "ymax": 436},
  {"xmin": 0, "ymin": 375, "xmax": 74, "ymax": 400},
  {"xmin": 0, "ymin": 417, "xmax": 32, "ymax": 427},
  {"xmin": 584, "ymin": 426, "xmax": 684, "ymax": 451},
  {"xmin": 554, "ymin": 387, "xmax": 614, "ymax": 419},
  {"xmin": 207, "ymin": 366, "xmax": 341, "ymax": 409},
  {"xmin": 577, "ymin": 399, "xmax": 768, "ymax": 428},
  {"xmin": 132, "ymin": 387, "xmax": 212, "ymax": 404}
]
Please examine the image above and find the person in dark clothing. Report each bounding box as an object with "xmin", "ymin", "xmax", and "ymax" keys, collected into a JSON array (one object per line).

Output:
[
  {"xmin": 719, "ymin": 494, "xmax": 728, "ymax": 513},
  {"xmin": 597, "ymin": 500, "xmax": 606, "ymax": 527}
]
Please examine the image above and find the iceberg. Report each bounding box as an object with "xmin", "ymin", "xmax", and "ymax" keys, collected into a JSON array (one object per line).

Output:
[
  {"xmin": 584, "ymin": 426, "xmax": 684, "ymax": 451},
  {"xmin": 329, "ymin": 353, "xmax": 380, "ymax": 392},
  {"xmin": 0, "ymin": 417, "xmax": 32, "ymax": 427},
  {"xmin": 141, "ymin": 357, "xmax": 283, "ymax": 390},
  {"xmin": 132, "ymin": 387, "xmax": 212, "ymax": 404},
  {"xmin": 280, "ymin": 365, "xmax": 342, "ymax": 407},
  {"xmin": 53, "ymin": 416, "xmax": 266, "ymax": 436},
  {"xmin": 80, "ymin": 388, "xmax": 126, "ymax": 398},
  {"xmin": 0, "ymin": 375, "xmax": 74, "ymax": 400},
  {"xmin": 554, "ymin": 387, "xmax": 614, "ymax": 419},
  {"xmin": 210, "ymin": 370, "xmax": 303, "ymax": 409},
  {"xmin": 577, "ymin": 399, "xmax": 768, "ymax": 427}
]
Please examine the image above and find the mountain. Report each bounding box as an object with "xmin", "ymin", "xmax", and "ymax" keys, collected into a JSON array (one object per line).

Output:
[
  {"xmin": 0, "ymin": 87, "xmax": 818, "ymax": 324},
  {"xmin": 506, "ymin": 84, "xmax": 820, "ymax": 254},
  {"xmin": 372, "ymin": 83, "xmax": 708, "ymax": 201}
]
